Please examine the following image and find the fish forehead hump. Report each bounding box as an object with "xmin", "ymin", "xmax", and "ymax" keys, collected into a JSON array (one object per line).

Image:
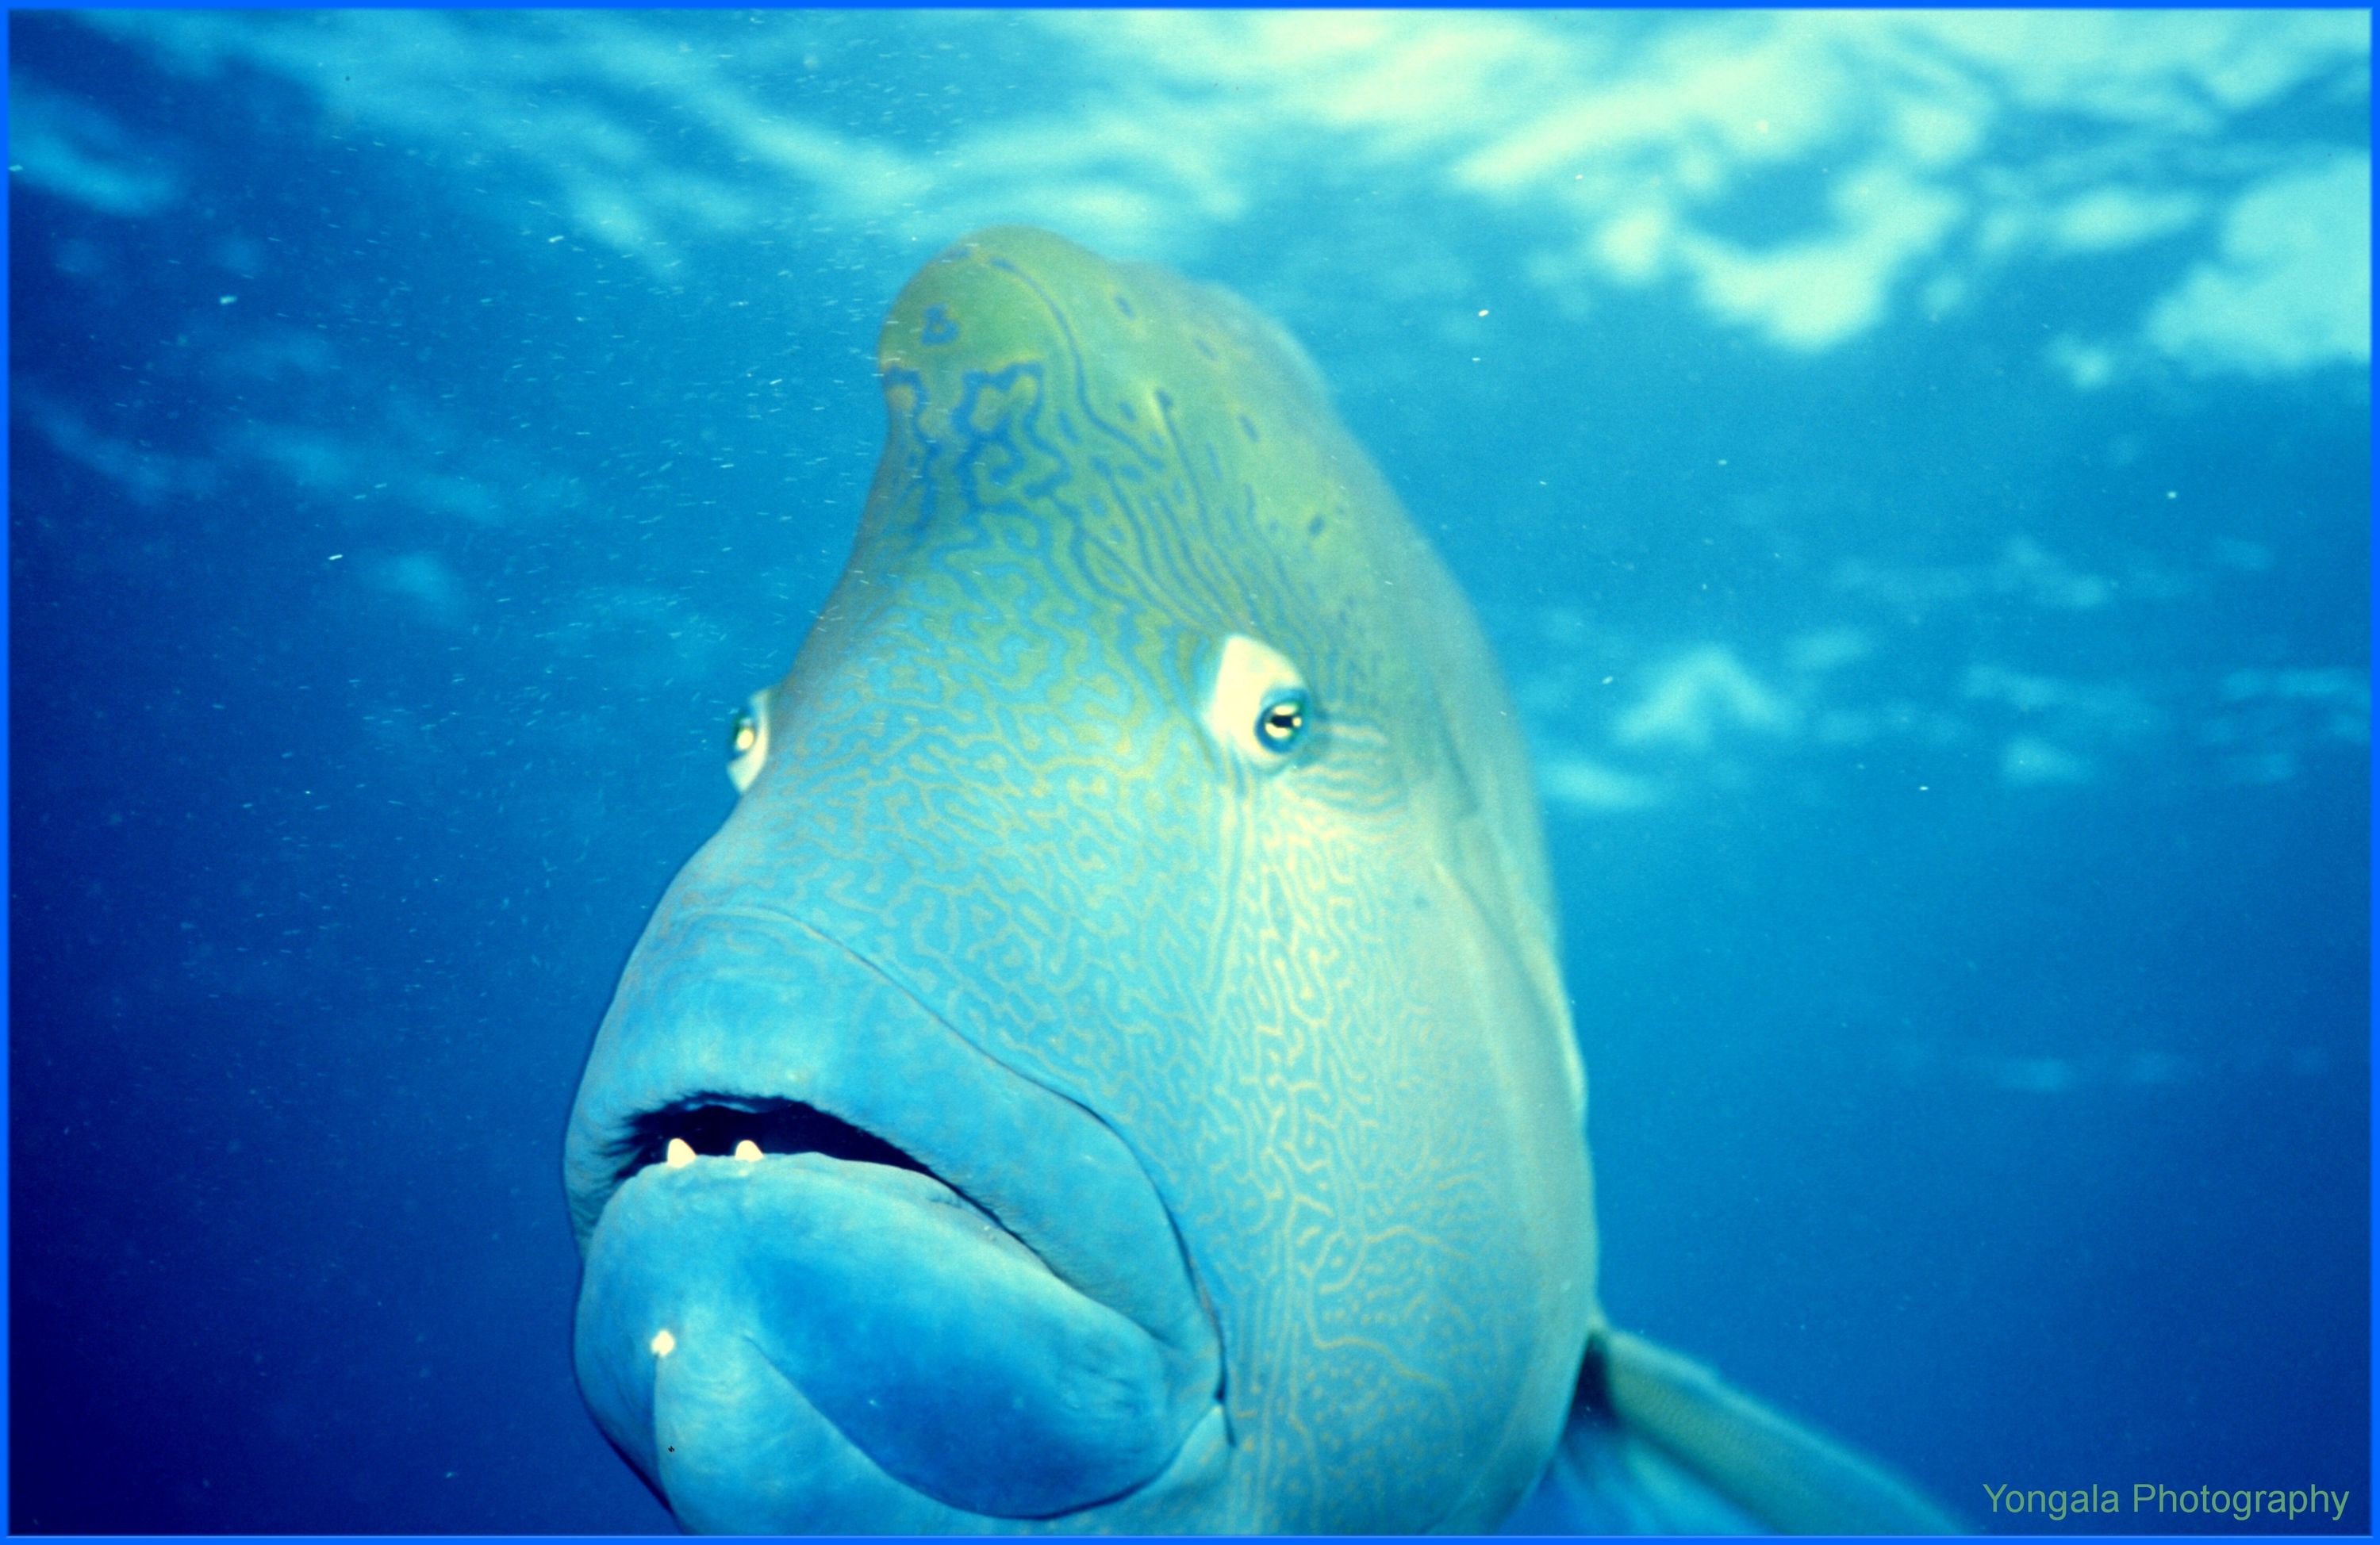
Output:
[
  {"xmin": 727, "ymin": 228, "xmax": 1593, "ymax": 1530},
  {"xmin": 864, "ymin": 230, "xmax": 1406, "ymax": 723},
  {"xmin": 860, "ymin": 226, "xmax": 1562, "ymax": 924}
]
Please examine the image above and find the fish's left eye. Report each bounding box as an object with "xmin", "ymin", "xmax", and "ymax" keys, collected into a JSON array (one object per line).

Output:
[
  {"xmin": 1203, "ymin": 633, "xmax": 1313, "ymax": 768},
  {"xmin": 1255, "ymin": 690, "xmax": 1307, "ymax": 751},
  {"xmin": 726, "ymin": 690, "xmax": 771, "ymax": 794}
]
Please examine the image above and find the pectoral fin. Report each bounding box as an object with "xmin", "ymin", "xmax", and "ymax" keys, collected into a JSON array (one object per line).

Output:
[{"xmin": 1505, "ymin": 1328, "xmax": 1963, "ymax": 1535}]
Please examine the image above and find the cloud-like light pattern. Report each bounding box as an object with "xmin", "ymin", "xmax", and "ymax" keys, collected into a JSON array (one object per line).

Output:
[
  {"xmin": 1522, "ymin": 631, "xmax": 2367, "ymax": 815},
  {"xmin": 39, "ymin": 9, "xmax": 2369, "ymax": 374},
  {"xmin": 17, "ymin": 10, "xmax": 2367, "ymax": 816}
]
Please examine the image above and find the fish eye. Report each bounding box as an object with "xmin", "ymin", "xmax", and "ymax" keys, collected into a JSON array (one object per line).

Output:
[
  {"xmin": 1203, "ymin": 634, "xmax": 1313, "ymax": 767},
  {"xmin": 1255, "ymin": 690, "xmax": 1307, "ymax": 752},
  {"xmin": 725, "ymin": 690, "xmax": 770, "ymax": 794}
]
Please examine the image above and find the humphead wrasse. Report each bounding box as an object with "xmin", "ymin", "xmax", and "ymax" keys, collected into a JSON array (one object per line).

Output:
[{"xmin": 563, "ymin": 227, "xmax": 1956, "ymax": 1534}]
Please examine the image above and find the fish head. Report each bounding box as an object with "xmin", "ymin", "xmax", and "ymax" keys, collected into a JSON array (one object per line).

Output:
[{"xmin": 564, "ymin": 227, "xmax": 1595, "ymax": 1533}]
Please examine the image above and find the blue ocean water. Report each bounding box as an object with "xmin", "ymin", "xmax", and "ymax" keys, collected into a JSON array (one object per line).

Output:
[{"xmin": 6, "ymin": 10, "xmax": 2368, "ymax": 1535}]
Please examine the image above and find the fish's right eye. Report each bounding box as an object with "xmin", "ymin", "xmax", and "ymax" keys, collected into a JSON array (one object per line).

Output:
[{"xmin": 726, "ymin": 691, "xmax": 770, "ymax": 794}]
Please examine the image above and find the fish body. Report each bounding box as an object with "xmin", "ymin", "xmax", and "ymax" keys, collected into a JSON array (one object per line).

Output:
[{"xmin": 564, "ymin": 228, "xmax": 1952, "ymax": 1535}]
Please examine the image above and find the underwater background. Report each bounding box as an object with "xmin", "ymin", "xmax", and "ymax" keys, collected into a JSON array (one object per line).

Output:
[{"xmin": 8, "ymin": 10, "xmax": 2369, "ymax": 1535}]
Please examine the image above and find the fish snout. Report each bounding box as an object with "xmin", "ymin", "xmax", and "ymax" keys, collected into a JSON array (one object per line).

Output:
[{"xmin": 563, "ymin": 907, "xmax": 1222, "ymax": 1526}]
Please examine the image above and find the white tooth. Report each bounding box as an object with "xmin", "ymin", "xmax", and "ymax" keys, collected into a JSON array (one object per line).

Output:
[
  {"xmin": 666, "ymin": 1137, "xmax": 695, "ymax": 1169},
  {"xmin": 651, "ymin": 1328, "xmax": 676, "ymax": 1358},
  {"xmin": 734, "ymin": 1140, "xmax": 762, "ymax": 1162}
]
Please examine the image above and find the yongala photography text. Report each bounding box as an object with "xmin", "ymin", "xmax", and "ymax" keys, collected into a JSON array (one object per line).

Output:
[{"xmin": 1984, "ymin": 1484, "xmax": 2352, "ymax": 1525}]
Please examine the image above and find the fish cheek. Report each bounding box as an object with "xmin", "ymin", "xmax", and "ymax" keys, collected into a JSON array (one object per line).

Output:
[
  {"xmin": 1165, "ymin": 799, "xmax": 1512, "ymax": 1526},
  {"xmin": 1121, "ymin": 741, "xmax": 1511, "ymax": 1466}
]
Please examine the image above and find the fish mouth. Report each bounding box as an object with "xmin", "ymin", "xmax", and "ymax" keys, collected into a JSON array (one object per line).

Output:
[
  {"xmin": 563, "ymin": 907, "xmax": 1222, "ymax": 1528},
  {"xmin": 594, "ymin": 1093, "xmax": 1035, "ymax": 1292},
  {"xmin": 608, "ymin": 1095, "xmax": 952, "ymax": 1192}
]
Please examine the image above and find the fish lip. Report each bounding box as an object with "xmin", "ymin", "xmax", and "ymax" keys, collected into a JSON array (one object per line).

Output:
[
  {"xmin": 564, "ymin": 907, "xmax": 975, "ymax": 1243},
  {"xmin": 565, "ymin": 902, "xmax": 1222, "ymax": 1402},
  {"xmin": 593, "ymin": 1090, "xmax": 1020, "ymax": 1251}
]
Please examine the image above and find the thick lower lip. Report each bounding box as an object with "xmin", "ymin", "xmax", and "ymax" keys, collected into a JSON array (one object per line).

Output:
[
  {"xmin": 580, "ymin": 1144, "xmax": 1188, "ymax": 1520},
  {"xmin": 564, "ymin": 907, "xmax": 1220, "ymax": 1520}
]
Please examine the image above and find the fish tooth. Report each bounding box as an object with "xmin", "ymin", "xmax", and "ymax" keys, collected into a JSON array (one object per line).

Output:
[
  {"xmin": 665, "ymin": 1137, "xmax": 695, "ymax": 1168},
  {"xmin": 734, "ymin": 1140, "xmax": 762, "ymax": 1162}
]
